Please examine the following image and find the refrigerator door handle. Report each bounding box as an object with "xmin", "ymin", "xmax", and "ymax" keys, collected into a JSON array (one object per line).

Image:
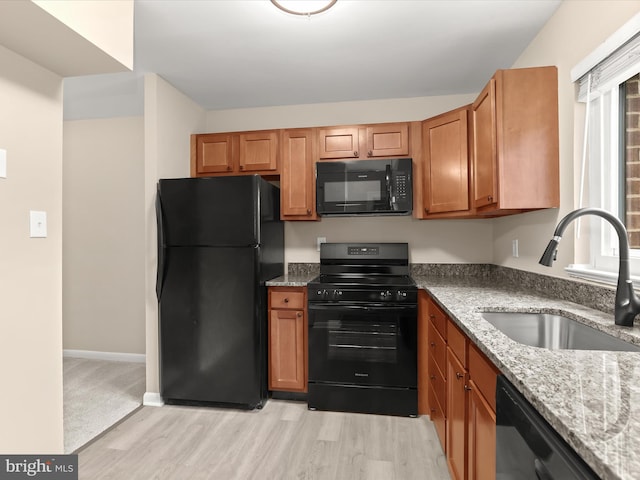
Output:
[{"xmin": 155, "ymin": 187, "xmax": 167, "ymax": 300}]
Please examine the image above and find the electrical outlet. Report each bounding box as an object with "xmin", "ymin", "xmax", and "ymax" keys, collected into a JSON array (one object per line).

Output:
[
  {"xmin": 512, "ymin": 239, "xmax": 519, "ymax": 258},
  {"xmin": 317, "ymin": 237, "xmax": 327, "ymax": 251}
]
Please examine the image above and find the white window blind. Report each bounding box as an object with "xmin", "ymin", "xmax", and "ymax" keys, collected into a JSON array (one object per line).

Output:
[{"xmin": 573, "ymin": 12, "xmax": 640, "ymax": 101}]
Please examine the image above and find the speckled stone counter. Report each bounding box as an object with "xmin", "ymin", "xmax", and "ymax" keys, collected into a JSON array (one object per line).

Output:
[
  {"xmin": 265, "ymin": 272, "xmax": 316, "ymax": 287},
  {"xmin": 267, "ymin": 263, "xmax": 640, "ymax": 479},
  {"xmin": 266, "ymin": 263, "xmax": 319, "ymax": 287},
  {"xmin": 415, "ymin": 275, "xmax": 640, "ymax": 480}
]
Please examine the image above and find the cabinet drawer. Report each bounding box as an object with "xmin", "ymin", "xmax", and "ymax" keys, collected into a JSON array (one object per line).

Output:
[
  {"xmin": 428, "ymin": 353, "xmax": 446, "ymax": 412},
  {"xmin": 428, "ymin": 298, "xmax": 447, "ymax": 339},
  {"xmin": 428, "ymin": 320, "xmax": 446, "ymax": 374},
  {"xmin": 270, "ymin": 290, "xmax": 305, "ymax": 310},
  {"xmin": 447, "ymin": 319, "xmax": 468, "ymax": 367},
  {"xmin": 469, "ymin": 343, "xmax": 499, "ymax": 412}
]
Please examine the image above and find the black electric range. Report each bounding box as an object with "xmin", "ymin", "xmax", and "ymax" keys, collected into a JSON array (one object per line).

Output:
[{"xmin": 307, "ymin": 243, "xmax": 418, "ymax": 417}]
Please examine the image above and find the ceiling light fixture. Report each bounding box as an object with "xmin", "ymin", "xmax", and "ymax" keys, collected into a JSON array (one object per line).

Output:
[{"xmin": 270, "ymin": 0, "xmax": 337, "ymax": 17}]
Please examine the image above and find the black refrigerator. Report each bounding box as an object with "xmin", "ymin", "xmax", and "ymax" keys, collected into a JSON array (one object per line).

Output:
[{"xmin": 156, "ymin": 175, "xmax": 284, "ymax": 409}]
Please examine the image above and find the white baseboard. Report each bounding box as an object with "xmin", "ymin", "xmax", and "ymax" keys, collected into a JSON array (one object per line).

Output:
[
  {"xmin": 143, "ymin": 392, "xmax": 164, "ymax": 407},
  {"xmin": 63, "ymin": 349, "xmax": 146, "ymax": 363}
]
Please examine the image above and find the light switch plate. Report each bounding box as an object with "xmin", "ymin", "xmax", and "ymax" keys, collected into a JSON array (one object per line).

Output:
[
  {"xmin": 0, "ymin": 149, "xmax": 6, "ymax": 178},
  {"xmin": 30, "ymin": 210, "xmax": 47, "ymax": 238}
]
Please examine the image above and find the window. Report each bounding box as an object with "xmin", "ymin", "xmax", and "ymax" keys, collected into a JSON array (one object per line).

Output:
[
  {"xmin": 623, "ymin": 74, "xmax": 640, "ymax": 248},
  {"xmin": 570, "ymin": 14, "xmax": 640, "ymax": 283}
]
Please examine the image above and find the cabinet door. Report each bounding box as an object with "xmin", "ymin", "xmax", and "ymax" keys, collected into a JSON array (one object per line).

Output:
[
  {"xmin": 467, "ymin": 380, "xmax": 496, "ymax": 480},
  {"xmin": 239, "ymin": 131, "xmax": 278, "ymax": 172},
  {"xmin": 269, "ymin": 309, "xmax": 307, "ymax": 392},
  {"xmin": 193, "ymin": 133, "xmax": 235, "ymax": 174},
  {"xmin": 318, "ymin": 127, "xmax": 359, "ymax": 159},
  {"xmin": 428, "ymin": 374, "xmax": 447, "ymax": 453},
  {"xmin": 472, "ymin": 78, "xmax": 498, "ymax": 209},
  {"xmin": 365, "ymin": 123, "xmax": 409, "ymax": 157},
  {"xmin": 446, "ymin": 348, "xmax": 467, "ymax": 480},
  {"xmin": 423, "ymin": 109, "xmax": 469, "ymax": 214},
  {"xmin": 281, "ymin": 129, "xmax": 317, "ymax": 220}
]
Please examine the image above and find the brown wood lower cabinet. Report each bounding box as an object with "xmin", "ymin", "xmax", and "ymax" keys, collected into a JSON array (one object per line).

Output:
[
  {"xmin": 424, "ymin": 293, "xmax": 499, "ymax": 480},
  {"xmin": 467, "ymin": 377, "xmax": 496, "ymax": 480},
  {"xmin": 268, "ymin": 287, "xmax": 307, "ymax": 392}
]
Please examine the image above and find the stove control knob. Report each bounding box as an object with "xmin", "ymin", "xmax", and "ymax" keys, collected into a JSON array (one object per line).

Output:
[
  {"xmin": 380, "ymin": 290, "xmax": 392, "ymax": 300},
  {"xmin": 396, "ymin": 290, "xmax": 408, "ymax": 301},
  {"xmin": 316, "ymin": 289, "xmax": 328, "ymax": 300},
  {"xmin": 330, "ymin": 289, "xmax": 342, "ymax": 300}
]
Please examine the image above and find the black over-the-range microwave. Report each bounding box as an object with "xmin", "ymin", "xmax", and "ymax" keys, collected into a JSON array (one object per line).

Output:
[{"xmin": 316, "ymin": 158, "xmax": 413, "ymax": 216}]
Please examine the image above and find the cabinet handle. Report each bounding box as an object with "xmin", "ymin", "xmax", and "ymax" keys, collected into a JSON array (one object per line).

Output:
[
  {"xmin": 429, "ymin": 314, "xmax": 435, "ymax": 319},
  {"xmin": 227, "ymin": 166, "xmax": 232, "ymax": 171},
  {"xmin": 367, "ymin": 150, "xmax": 373, "ymax": 157},
  {"xmin": 430, "ymin": 342, "xmax": 436, "ymax": 347},
  {"xmin": 487, "ymin": 195, "xmax": 493, "ymax": 202},
  {"xmin": 424, "ymin": 207, "xmax": 429, "ymax": 214},
  {"xmin": 297, "ymin": 312, "xmax": 302, "ymax": 318},
  {"xmin": 456, "ymin": 372, "xmax": 464, "ymax": 380},
  {"xmin": 306, "ymin": 209, "xmax": 311, "ymax": 215},
  {"xmin": 430, "ymin": 375, "xmax": 436, "ymax": 380},
  {"xmin": 353, "ymin": 151, "xmax": 359, "ymax": 157},
  {"xmin": 284, "ymin": 298, "xmax": 289, "ymax": 303},
  {"xmin": 239, "ymin": 165, "xmax": 244, "ymax": 170},
  {"xmin": 464, "ymin": 385, "xmax": 472, "ymax": 391},
  {"xmin": 430, "ymin": 408, "xmax": 436, "ymax": 414}
]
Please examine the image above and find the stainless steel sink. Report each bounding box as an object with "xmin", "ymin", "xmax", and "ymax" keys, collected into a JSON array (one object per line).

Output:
[{"xmin": 480, "ymin": 312, "xmax": 640, "ymax": 352}]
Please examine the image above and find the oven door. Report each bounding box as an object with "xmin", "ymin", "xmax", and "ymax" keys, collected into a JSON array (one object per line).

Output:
[{"xmin": 308, "ymin": 303, "xmax": 417, "ymax": 388}]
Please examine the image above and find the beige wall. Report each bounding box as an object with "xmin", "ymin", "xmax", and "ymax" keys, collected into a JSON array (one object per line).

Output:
[
  {"xmin": 0, "ymin": 1, "xmax": 132, "ymax": 78},
  {"xmin": 493, "ymin": 0, "xmax": 640, "ymax": 277},
  {"xmin": 0, "ymin": 44, "xmax": 63, "ymax": 452},
  {"xmin": 206, "ymin": 95, "xmax": 477, "ymax": 131},
  {"xmin": 63, "ymin": 116, "xmax": 145, "ymax": 354},
  {"xmin": 144, "ymin": 74, "xmax": 206, "ymax": 397},
  {"xmin": 206, "ymin": 94, "xmax": 494, "ymax": 266},
  {"xmin": 33, "ymin": 0, "xmax": 134, "ymax": 70}
]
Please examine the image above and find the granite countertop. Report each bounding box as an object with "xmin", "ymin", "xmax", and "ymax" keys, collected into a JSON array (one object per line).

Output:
[
  {"xmin": 413, "ymin": 275, "xmax": 640, "ymax": 480},
  {"xmin": 266, "ymin": 273, "xmax": 317, "ymax": 287},
  {"xmin": 267, "ymin": 269, "xmax": 640, "ymax": 478}
]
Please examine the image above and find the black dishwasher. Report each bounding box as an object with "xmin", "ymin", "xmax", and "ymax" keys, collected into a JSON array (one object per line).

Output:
[{"xmin": 496, "ymin": 376, "xmax": 599, "ymax": 479}]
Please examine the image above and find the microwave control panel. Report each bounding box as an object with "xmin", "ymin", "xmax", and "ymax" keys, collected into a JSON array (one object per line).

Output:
[{"xmin": 395, "ymin": 174, "xmax": 409, "ymax": 200}]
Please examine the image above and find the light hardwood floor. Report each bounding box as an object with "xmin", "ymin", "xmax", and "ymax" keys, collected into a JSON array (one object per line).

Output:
[{"xmin": 78, "ymin": 400, "xmax": 451, "ymax": 479}]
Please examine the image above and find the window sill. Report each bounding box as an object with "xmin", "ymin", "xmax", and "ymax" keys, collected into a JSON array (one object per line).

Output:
[{"xmin": 565, "ymin": 264, "xmax": 640, "ymax": 287}]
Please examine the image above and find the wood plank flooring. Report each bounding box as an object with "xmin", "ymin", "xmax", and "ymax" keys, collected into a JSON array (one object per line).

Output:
[{"xmin": 78, "ymin": 400, "xmax": 451, "ymax": 479}]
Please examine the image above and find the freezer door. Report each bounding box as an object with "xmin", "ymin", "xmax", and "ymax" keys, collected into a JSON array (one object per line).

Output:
[
  {"xmin": 159, "ymin": 246, "xmax": 266, "ymax": 407},
  {"xmin": 158, "ymin": 176, "xmax": 260, "ymax": 247}
]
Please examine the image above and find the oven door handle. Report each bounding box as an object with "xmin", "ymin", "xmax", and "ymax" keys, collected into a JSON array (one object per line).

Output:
[{"xmin": 308, "ymin": 303, "xmax": 417, "ymax": 312}]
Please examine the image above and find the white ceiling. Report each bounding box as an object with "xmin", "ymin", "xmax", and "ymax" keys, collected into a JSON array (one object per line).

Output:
[{"xmin": 63, "ymin": 0, "xmax": 562, "ymax": 120}]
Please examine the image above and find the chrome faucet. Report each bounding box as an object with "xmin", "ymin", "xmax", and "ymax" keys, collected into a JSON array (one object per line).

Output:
[{"xmin": 539, "ymin": 207, "xmax": 640, "ymax": 327}]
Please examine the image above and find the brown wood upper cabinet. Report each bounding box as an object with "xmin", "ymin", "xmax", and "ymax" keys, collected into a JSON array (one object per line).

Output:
[
  {"xmin": 318, "ymin": 123, "xmax": 409, "ymax": 160},
  {"xmin": 471, "ymin": 66, "xmax": 559, "ymax": 214},
  {"xmin": 191, "ymin": 133, "xmax": 235, "ymax": 174},
  {"xmin": 421, "ymin": 106, "xmax": 471, "ymax": 218},
  {"xmin": 239, "ymin": 130, "xmax": 278, "ymax": 172},
  {"xmin": 280, "ymin": 128, "xmax": 318, "ymax": 221},
  {"xmin": 191, "ymin": 130, "xmax": 279, "ymax": 177}
]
